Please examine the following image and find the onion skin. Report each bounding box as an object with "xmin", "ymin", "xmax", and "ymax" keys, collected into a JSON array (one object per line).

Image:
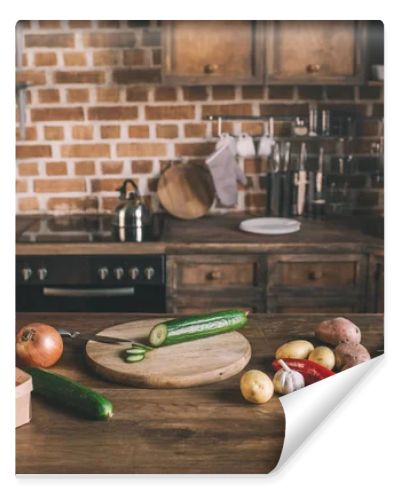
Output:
[{"xmin": 16, "ymin": 323, "xmax": 63, "ymax": 368}]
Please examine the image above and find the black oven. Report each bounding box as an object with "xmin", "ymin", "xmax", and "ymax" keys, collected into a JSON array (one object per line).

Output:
[{"xmin": 16, "ymin": 255, "xmax": 166, "ymax": 313}]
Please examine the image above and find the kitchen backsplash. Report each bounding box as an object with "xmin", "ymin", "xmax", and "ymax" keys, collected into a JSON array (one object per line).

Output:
[{"xmin": 16, "ymin": 20, "xmax": 384, "ymax": 215}]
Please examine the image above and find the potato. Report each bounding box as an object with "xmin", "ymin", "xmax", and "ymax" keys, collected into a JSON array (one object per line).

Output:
[
  {"xmin": 308, "ymin": 346, "xmax": 335, "ymax": 370},
  {"xmin": 334, "ymin": 343, "xmax": 371, "ymax": 371},
  {"xmin": 275, "ymin": 340, "xmax": 314, "ymax": 360},
  {"xmin": 315, "ymin": 317, "xmax": 361, "ymax": 346},
  {"xmin": 240, "ymin": 370, "xmax": 274, "ymax": 404}
]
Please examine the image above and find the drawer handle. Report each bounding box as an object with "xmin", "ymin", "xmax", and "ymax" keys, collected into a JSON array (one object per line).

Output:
[
  {"xmin": 208, "ymin": 270, "xmax": 222, "ymax": 280},
  {"xmin": 204, "ymin": 63, "xmax": 218, "ymax": 74},
  {"xmin": 306, "ymin": 63, "xmax": 321, "ymax": 73},
  {"xmin": 308, "ymin": 270, "xmax": 323, "ymax": 281}
]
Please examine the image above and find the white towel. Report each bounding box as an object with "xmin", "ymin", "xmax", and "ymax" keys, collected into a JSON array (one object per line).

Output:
[{"xmin": 206, "ymin": 143, "xmax": 247, "ymax": 207}]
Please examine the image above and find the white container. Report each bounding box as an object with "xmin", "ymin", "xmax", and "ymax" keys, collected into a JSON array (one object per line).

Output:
[{"xmin": 16, "ymin": 368, "xmax": 32, "ymax": 428}]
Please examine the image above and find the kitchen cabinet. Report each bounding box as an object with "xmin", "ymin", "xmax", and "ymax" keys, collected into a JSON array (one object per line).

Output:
[
  {"xmin": 368, "ymin": 252, "xmax": 384, "ymax": 313},
  {"xmin": 264, "ymin": 21, "xmax": 367, "ymax": 84},
  {"xmin": 162, "ymin": 21, "xmax": 265, "ymax": 85}
]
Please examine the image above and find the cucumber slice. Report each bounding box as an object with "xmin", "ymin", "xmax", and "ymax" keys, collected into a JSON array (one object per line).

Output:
[
  {"xmin": 125, "ymin": 353, "xmax": 145, "ymax": 363},
  {"xmin": 149, "ymin": 309, "xmax": 248, "ymax": 347},
  {"xmin": 125, "ymin": 347, "xmax": 147, "ymax": 355}
]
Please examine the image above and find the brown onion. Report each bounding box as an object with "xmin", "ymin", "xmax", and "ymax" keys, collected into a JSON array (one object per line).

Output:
[{"xmin": 16, "ymin": 323, "xmax": 63, "ymax": 368}]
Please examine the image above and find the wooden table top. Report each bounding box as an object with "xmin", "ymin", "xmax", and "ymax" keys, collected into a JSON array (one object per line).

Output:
[{"xmin": 15, "ymin": 313, "xmax": 383, "ymax": 474}]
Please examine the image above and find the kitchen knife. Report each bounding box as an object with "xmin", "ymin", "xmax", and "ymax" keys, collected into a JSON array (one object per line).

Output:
[
  {"xmin": 270, "ymin": 142, "xmax": 281, "ymax": 216},
  {"xmin": 280, "ymin": 142, "xmax": 292, "ymax": 217},
  {"xmin": 58, "ymin": 328, "xmax": 149, "ymax": 347},
  {"xmin": 297, "ymin": 143, "xmax": 307, "ymax": 216}
]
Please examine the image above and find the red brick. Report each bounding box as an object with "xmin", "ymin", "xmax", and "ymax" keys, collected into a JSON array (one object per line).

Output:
[
  {"xmin": 17, "ymin": 145, "xmax": 51, "ymax": 158},
  {"xmin": 212, "ymin": 86, "xmax": 235, "ymax": 100},
  {"xmin": 268, "ymin": 86, "xmax": 294, "ymax": 99},
  {"xmin": 174, "ymin": 142, "xmax": 215, "ymax": 157},
  {"xmin": 16, "ymin": 70, "xmax": 46, "ymax": 85},
  {"xmin": 38, "ymin": 20, "xmax": 61, "ymax": 29},
  {"xmin": 326, "ymin": 86, "xmax": 355, "ymax": 100},
  {"xmin": 126, "ymin": 87, "xmax": 148, "ymax": 102},
  {"xmin": 101, "ymin": 125, "xmax": 120, "ymax": 139},
  {"xmin": 72, "ymin": 125, "xmax": 93, "ymax": 140},
  {"xmin": 101, "ymin": 197, "xmax": 120, "ymax": 211},
  {"xmin": 259, "ymin": 103, "xmax": 308, "ymax": 116},
  {"xmin": 44, "ymin": 126, "xmax": 64, "ymax": 140},
  {"xmin": 38, "ymin": 89, "xmax": 60, "ymax": 103},
  {"xmin": 66, "ymin": 89, "xmax": 89, "ymax": 103},
  {"xmin": 128, "ymin": 125, "xmax": 150, "ymax": 138},
  {"xmin": 88, "ymin": 106, "xmax": 138, "ymax": 120},
  {"xmin": 142, "ymin": 29, "xmax": 161, "ymax": 46},
  {"xmin": 154, "ymin": 87, "xmax": 177, "ymax": 101},
  {"xmin": 96, "ymin": 88, "xmax": 121, "ymax": 102},
  {"xmin": 34, "ymin": 52, "xmax": 57, "ymax": 66},
  {"xmin": 113, "ymin": 68, "xmax": 161, "ymax": 84},
  {"xmin": 184, "ymin": 123, "xmax": 207, "ymax": 138},
  {"xmin": 54, "ymin": 71, "xmax": 105, "ymax": 84},
  {"xmin": 241, "ymin": 122, "xmax": 264, "ymax": 135},
  {"xmin": 60, "ymin": 144, "xmax": 110, "ymax": 158},
  {"xmin": 91, "ymin": 178, "xmax": 128, "ymax": 192},
  {"xmin": 123, "ymin": 49, "xmax": 145, "ymax": 66},
  {"xmin": 98, "ymin": 20, "xmax": 121, "ymax": 28},
  {"xmin": 145, "ymin": 105, "xmax": 195, "ymax": 120},
  {"xmin": 101, "ymin": 161, "xmax": 124, "ymax": 175},
  {"xmin": 244, "ymin": 158, "xmax": 263, "ymax": 174},
  {"xmin": 182, "ymin": 86, "xmax": 208, "ymax": 101},
  {"xmin": 202, "ymin": 103, "xmax": 252, "ymax": 118},
  {"xmin": 63, "ymin": 52, "xmax": 87, "ymax": 66},
  {"xmin": 242, "ymin": 86, "xmax": 264, "ymax": 100},
  {"xmin": 34, "ymin": 179, "xmax": 86, "ymax": 193},
  {"xmin": 83, "ymin": 32, "xmax": 137, "ymax": 47},
  {"xmin": 93, "ymin": 50, "xmax": 120, "ymax": 66},
  {"xmin": 156, "ymin": 124, "xmax": 178, "ymax": 138},
  {"xmin": 117, "ymin": 143, "xmax": 167, "ymax": 157},
  {"xmin": 31, "ymin": 107, "xmax": 84, "ymax": 121},
  {"xmin": 74, "ymin": 161, "xmax": 95, "ymax": 175},
  {"xmin": 131, "ymin": 160, "xmax": 153, "ymax": 174},
  {"xmin": 16, "ymin": 126, "xmax": 37, "ymax": 141},
  {"xmin": 25, "ymin": 33, "xmax": 75, "ymax": 47},
  {"xmin": 18, "ymin": 162, "xmax": 39, "ymax": 176},
  {"xmin": 47, "ymin": 198, "xmax": 89, "ymax": 212},
  {"xmin": 211, "ymin": 121, "xmax": 234, "ymax": 135},
  {"xmin": 19, "ymin": 197, "xmax": 39, "ymax": 212},
  {"xmin": 245, "ymin": 193, "xmax": 265, "ymax": 209},
  {"xmin": 16, "ymin": 180, "xmax": 27, "ymax": 193},
  {"xmin": 68, "ymin": 21, "xmax": 92, "ymax": 28},
  {"xmin": 46, "ymin": 162, "xmax": 67, "ymax": 175}
]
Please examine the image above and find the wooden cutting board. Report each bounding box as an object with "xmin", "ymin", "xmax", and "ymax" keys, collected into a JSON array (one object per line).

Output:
[
  {"xmin": 86, "ymin": 318, "xmax": 251, "ymax": 388},
  {"xmin": 157, "ymin": 163, "xmax": 215, "ymax": 219}
]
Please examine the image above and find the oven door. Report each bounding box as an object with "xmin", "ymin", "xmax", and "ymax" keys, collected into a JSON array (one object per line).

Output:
[{"xmin": 16, "ymin": 284, "xmax": 166, "ymax": 313}]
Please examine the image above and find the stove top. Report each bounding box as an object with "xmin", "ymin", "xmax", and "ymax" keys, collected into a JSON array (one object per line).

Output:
[{"xmin": 16, "ymin": 214, "xmax": 164, "ymax": 244}]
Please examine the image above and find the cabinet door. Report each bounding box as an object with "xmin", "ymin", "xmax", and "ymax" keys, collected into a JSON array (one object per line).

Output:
[
  {"xmin": 265, "ymin": 21, "xmax": 367, "ymax": 84},
  {"xmin": 162, "ymin": 21, "xmax": 264, "ymax": 84},
  {"xmin": 368, "ymin": 253, "xmax": 384, "ymax": 313}
]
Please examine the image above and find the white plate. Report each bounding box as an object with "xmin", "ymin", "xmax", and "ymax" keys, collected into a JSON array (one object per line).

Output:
[{"xmin": 239, "ymin": 217, "xmax": 301, "ymax": 235}]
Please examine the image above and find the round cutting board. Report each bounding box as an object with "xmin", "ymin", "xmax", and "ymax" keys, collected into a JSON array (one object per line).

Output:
[
  {"xmin": 157, "ymin": 163, "xmax": 215, "ymax": 219},
  {"xmin": 86, "ymin": 318, "xmax": 251, "ymax": 388}
]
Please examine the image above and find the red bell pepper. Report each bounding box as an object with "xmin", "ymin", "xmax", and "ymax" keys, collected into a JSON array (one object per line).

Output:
[{"xmin": 272, "ymin": 358, "xmax": 335, "ymax": 385}]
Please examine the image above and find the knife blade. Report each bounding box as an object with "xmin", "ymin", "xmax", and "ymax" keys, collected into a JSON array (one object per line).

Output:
[
  {"xmin": 58, "ymin": 328, "xmax": 147, "ymax": 346},
  {"xmin": 297, "ymin": 143, "xmax": 307, "ymax": 216}
]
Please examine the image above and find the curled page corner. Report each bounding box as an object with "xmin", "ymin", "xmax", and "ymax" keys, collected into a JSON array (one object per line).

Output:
[{"xmin": 273, "ymin": 355, "xmax": 384, "ymax": 472}]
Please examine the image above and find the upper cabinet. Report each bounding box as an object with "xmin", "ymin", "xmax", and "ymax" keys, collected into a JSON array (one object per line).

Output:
[
  {"xmin": 162, "ymin": 21, "xmax": 265, "ymax": 85},
  {"xmin": 265, "ymin": 21, "xmax": 367, "ymax": 84}
]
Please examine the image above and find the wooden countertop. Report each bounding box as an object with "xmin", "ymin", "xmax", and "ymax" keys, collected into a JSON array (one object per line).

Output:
[
  {"xmin": 16, "ymin": 213, "xmax": 383, "ymax": 255},
  {"xmin": 16, "ymin": 312, "xmax": 383, "ymax": 474}
]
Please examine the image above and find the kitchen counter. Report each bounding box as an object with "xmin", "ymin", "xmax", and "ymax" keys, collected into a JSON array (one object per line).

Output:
[
  {"xmin": 16, "ymin": 213, "xmax": 383, "ymax": 255},
  {"xmin": 16, "ymin": 312, "xmax": 383, "ymax": 474}
]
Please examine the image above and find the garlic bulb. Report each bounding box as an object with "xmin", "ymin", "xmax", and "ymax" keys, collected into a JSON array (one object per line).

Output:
[{"xmin": 273, "ymin": 359, "xmax": 305, "ymax": 395}]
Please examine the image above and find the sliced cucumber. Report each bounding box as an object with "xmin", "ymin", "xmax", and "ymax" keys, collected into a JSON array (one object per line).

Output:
[
  {"xmin": 149, "ymin": 309, "xmax": 248, "ymax": 347},
  {"xmin": 125, "ymin": 347, "xmax": 147, "ymax": 355},
  {"xmin": 125, "ymin": 353, "xmax": 145, "ymax": 363}
]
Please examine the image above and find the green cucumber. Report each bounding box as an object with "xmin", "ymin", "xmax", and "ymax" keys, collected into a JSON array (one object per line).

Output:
[
  {"xmin": 149, "ymin": 309, "xmax": 248, "ymax": 347},
  {"xmin": 125, "ymin": 347, "xmax": 147, "ymax": 355},
  {"xmin": 125, "ymin": 353, "xmax": 145, "ymax": 363},
  {"xmin": 25, "ymin": 367, "xmax": 113, "ymax": 420}
]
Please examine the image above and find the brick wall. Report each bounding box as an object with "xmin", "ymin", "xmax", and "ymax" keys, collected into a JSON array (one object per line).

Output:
[{"xmin": 16, "ymin": 20, "xmax": 384, "ymax": 215}]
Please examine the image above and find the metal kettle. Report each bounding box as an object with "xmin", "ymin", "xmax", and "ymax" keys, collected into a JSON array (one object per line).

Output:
[{"xmin": 112, "ymin": 180, "xmax": 151, "ymax": 241}]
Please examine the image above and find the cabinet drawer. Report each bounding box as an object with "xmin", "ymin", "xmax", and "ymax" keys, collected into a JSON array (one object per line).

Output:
[
  {"xmin": 267, "ymin": 254, "xmax": 367, "ymax": 292},
  {"xmin": 167, "ymin": 255, "xmax": 263, "ymax": 290},
  {"xmin": 167, "ymin": 291, "xmax": 264, "ymax": 314},
  {"xmin": 267, "ymin": 295, "xmax": 363, "ymax": 313}
]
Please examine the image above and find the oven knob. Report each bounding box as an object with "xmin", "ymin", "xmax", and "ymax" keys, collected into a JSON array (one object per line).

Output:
[
  {"xmin": 21, "ymin": 267, "xmax": 33, "ymax": 281},
  {"xmin": 37, "ymin": 267, "xmax": 48, "ymax": 281},
  {"xmin": 113, "ymin": 267, "xmax": 124, "ymax": 280},
  {"xmin": 128, "ymin": 267, "xmax": 140, "ymax": 280},
  {"xmin": 144, "ymin": 266, "xmax": 155, "ymax": 280},
  {"xmin": 98, "ymin": 267, "xmax": 109, "ymax": 280}
]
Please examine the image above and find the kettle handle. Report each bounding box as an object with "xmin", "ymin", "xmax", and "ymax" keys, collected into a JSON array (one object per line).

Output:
[{"xmin": 117, "ymin": 179, "xmax": 140, "ymax": 197}]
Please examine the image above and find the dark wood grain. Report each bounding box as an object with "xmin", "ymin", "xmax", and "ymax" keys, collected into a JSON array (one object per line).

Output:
[{"xmin": 15, "ymin": 312, "xmax": 383, "ymax": 474}]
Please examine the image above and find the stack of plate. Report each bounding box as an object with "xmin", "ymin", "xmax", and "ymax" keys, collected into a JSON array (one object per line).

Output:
[{"xmin": 239, "ymin": 217, "xmax": 301, "ymax": 235}]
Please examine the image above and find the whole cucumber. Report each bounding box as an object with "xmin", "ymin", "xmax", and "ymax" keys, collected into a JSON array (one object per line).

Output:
[
  {"xmin": 149, "ymin": 309, "xmax": 248, "ymax": 347},
  {"xmin": 25, "ymin": 367, "xmax": 113, "ymax": 420}
]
